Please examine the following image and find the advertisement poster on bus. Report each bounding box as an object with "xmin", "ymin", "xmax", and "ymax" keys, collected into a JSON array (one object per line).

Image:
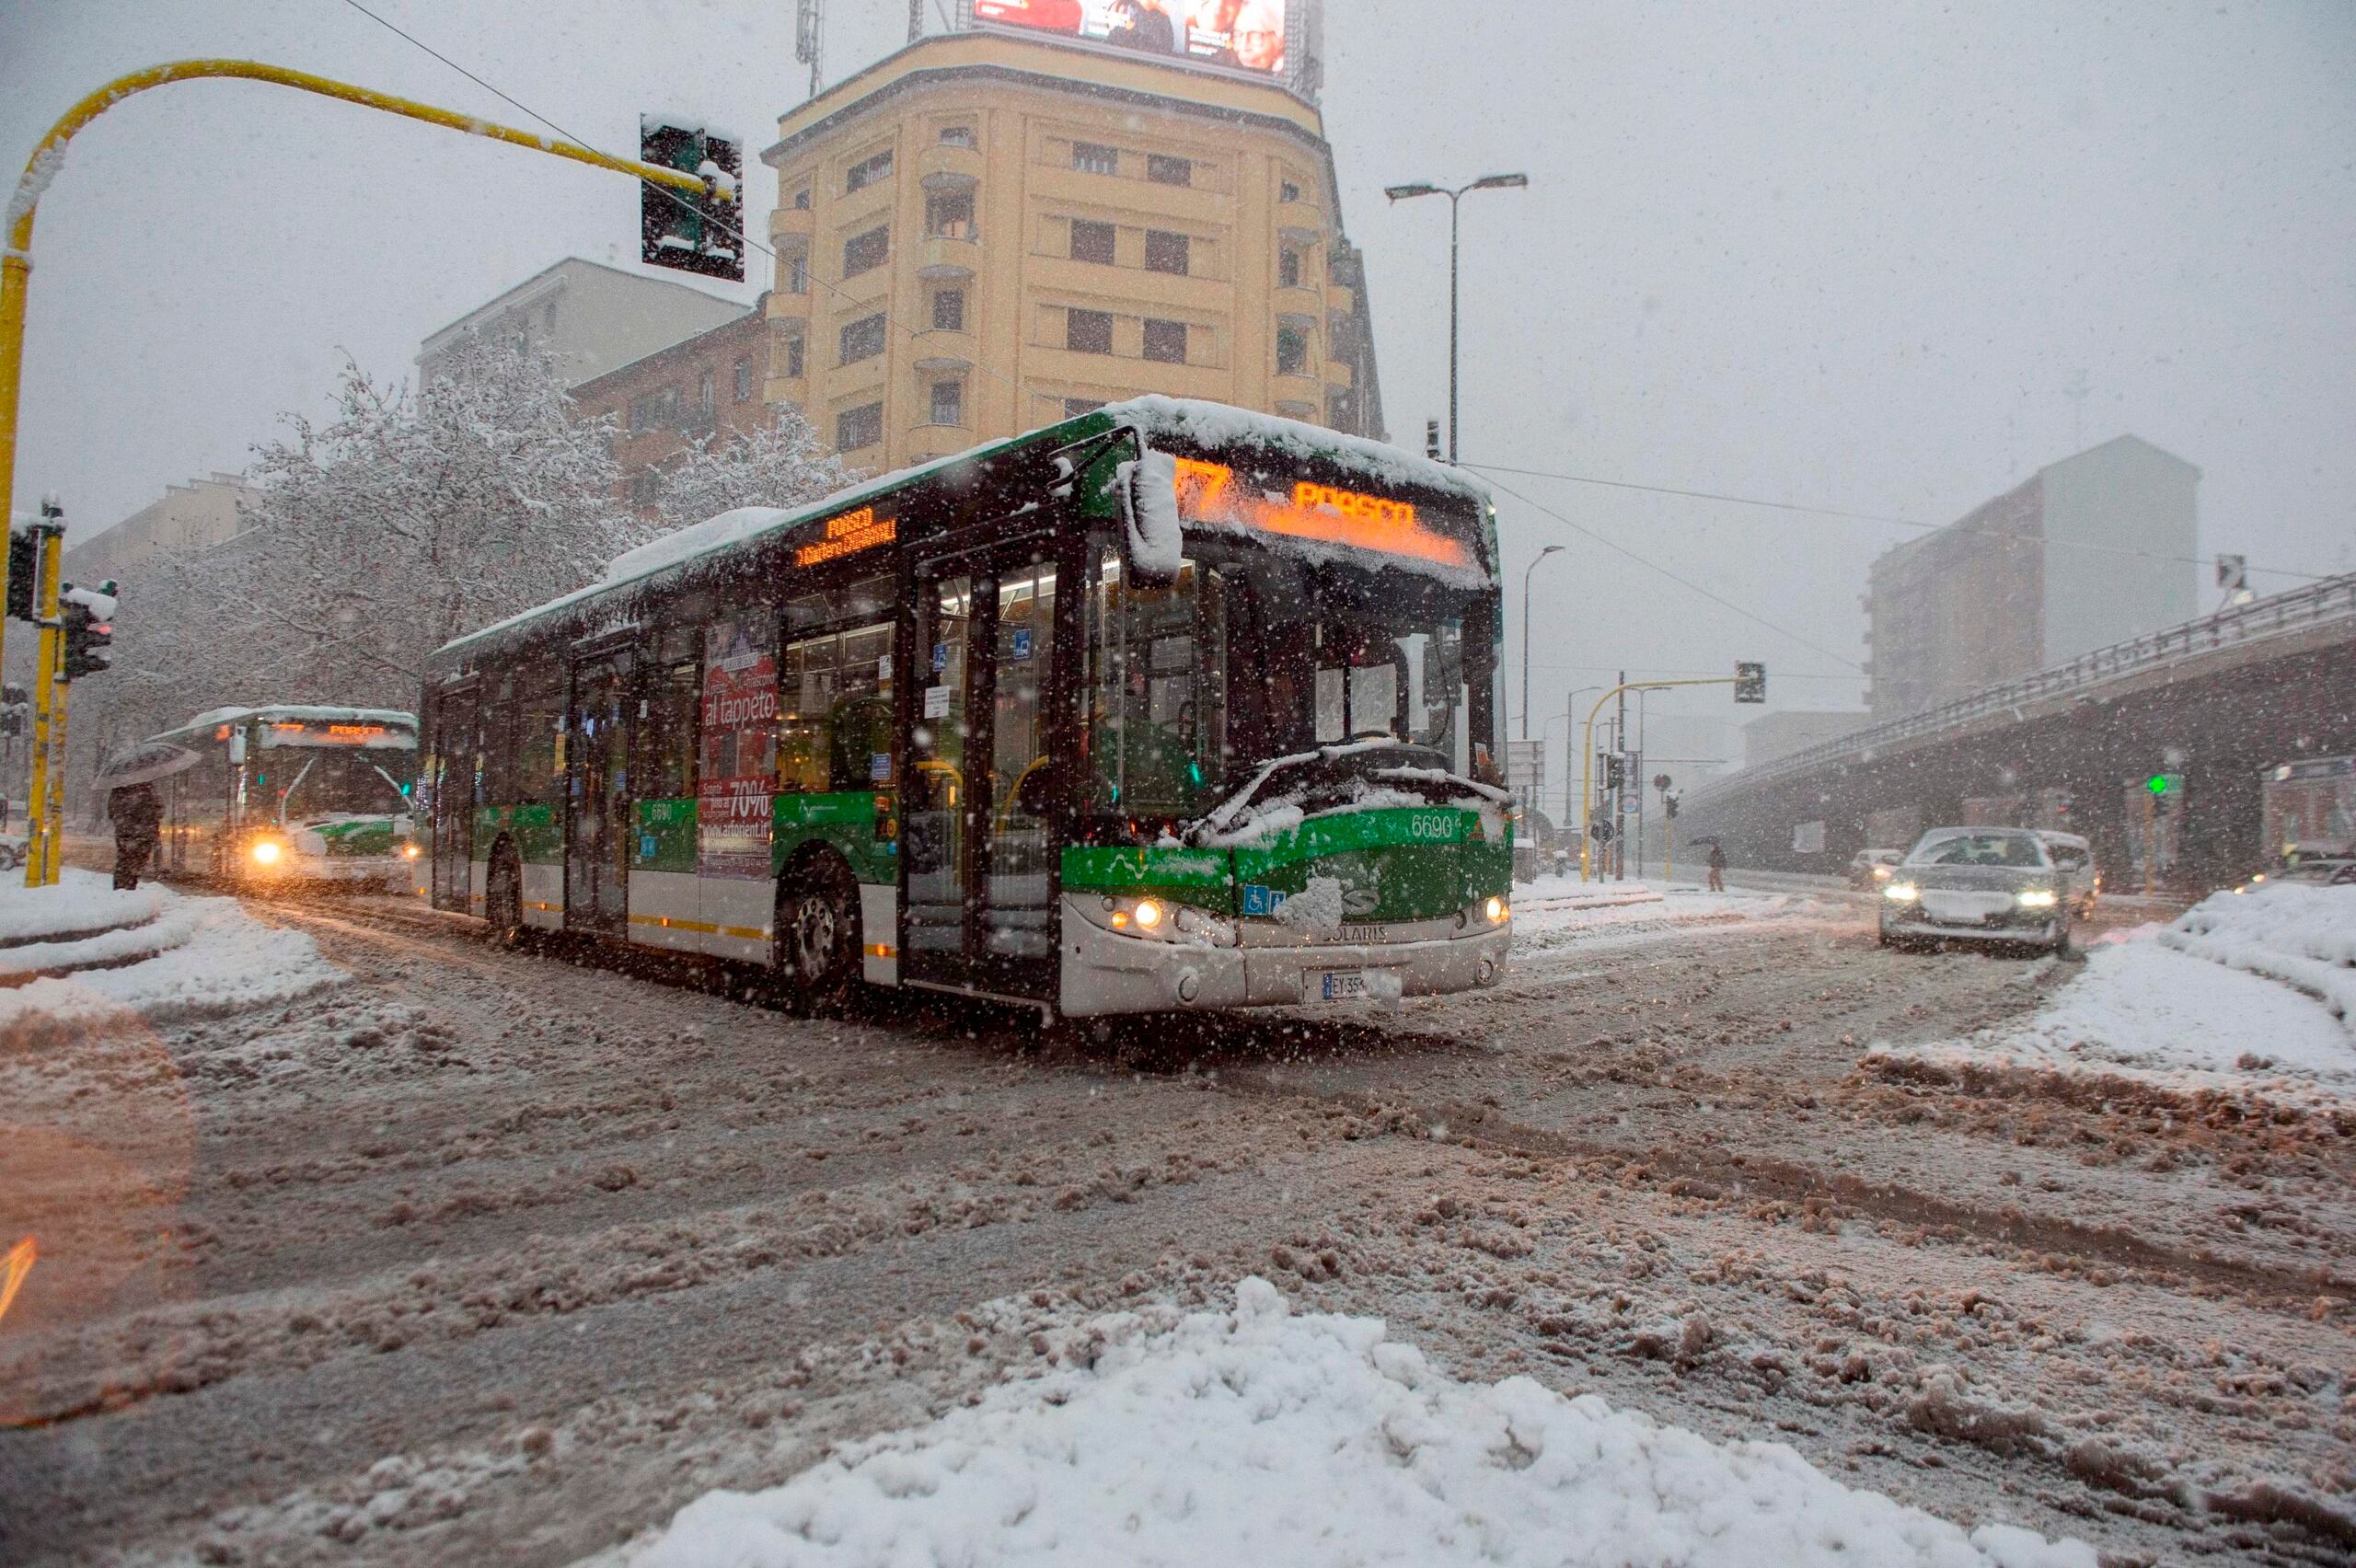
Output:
[
  {"xmin": 971, "ymin": 0, "xmax": 1288, "ymax": 75},
  {"xmin": 699, "ymin": 618, "xmax": 779, "ymax": 879}
]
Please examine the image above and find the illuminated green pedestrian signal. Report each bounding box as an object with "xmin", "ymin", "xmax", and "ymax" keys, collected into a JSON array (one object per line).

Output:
[{"xmin": 2146, "ymin": 775, "xmax": 2168, "ymax": 795}]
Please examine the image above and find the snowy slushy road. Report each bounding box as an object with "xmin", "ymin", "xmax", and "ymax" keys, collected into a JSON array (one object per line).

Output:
[{"xmin": 3, "ymin": 884, "xmax": 2348, "ymax": 1564}]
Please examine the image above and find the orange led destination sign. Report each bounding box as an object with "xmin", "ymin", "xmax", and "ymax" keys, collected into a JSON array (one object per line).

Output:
[
  {"xmin": 795, "ymin": 504, "xmax": 896, "ymax": 568},
  {"xmin": 1171, "ymin": 458, "xmax": 1471, "ymax": 569}
]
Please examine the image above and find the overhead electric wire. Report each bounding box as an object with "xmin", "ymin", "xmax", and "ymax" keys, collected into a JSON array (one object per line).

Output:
[
  {"xmin": 1476, "ymin": 470, "xmax": 1866, "ymax": 674},
  {"xmin": 332, "ymin": 0, "xmax": 1032, "ymax": 408},
  {"xmin": 1464, "ymin": 459, "xmax": 2334, "ymax": 585}
]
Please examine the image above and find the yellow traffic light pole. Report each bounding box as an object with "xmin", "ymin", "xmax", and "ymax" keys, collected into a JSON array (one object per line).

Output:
[
  {"xmin": 1579, "ymin": 676, "xmax": 1736, "ymax": 882},
  {"xmin": 24, "ymin": 519, "xmax": 60, "ymax": 883},
  {"xmin": 1, "ymin": 60, "xmax": 718, "ymax": 882}
]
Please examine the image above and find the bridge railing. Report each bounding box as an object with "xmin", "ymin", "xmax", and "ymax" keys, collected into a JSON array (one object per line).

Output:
[{"xmin": 1693, "ymin": 570, "xmax": 2356, "ymax": 804}]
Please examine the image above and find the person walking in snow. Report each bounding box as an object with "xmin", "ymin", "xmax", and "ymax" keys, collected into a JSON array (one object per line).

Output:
[
  {"xmin": 109, "ymin": 781, "xmax": 162, "ymax": 891},
  {"xmin": 1705, "ymin": 841, "xmax": 1727, "ymax": 894}
]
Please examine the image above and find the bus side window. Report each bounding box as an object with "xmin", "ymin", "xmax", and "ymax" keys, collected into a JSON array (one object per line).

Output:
[
  {"xmin": 635, "ymin": 624, "xmax": 701, "ymax": 799},
  {"xmin": 782, "ymin": 580, "xmax": 895, "ymax": 797},
  {"xmin": 514, "ymin": 664, "xmax": 565, "ymax": 803}
]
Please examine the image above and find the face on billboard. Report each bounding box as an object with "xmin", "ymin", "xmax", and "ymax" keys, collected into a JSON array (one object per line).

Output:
[{"xmin": 973, "ymin": 0, "xmax": 1288, "ymax": 76}]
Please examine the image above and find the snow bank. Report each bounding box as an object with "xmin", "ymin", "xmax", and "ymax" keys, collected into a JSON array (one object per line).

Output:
[
  {"xmin": 0, "ymin": 881, "xmax": 343, "ymax": 1029},
  {"xmin": 616, "ymin": 1281, "xmax": 2088, "ymax": 1568},
  {"xmin": 1511, "ymin": 875, "xmax": 1820, "ymax": 946},
  {"xmin": 1871, "ymin": 904, "xmax": 2356, "ymax": 1113},
  {"xmin": 2160, "ymin": 882, "xmax": 2356, "ymax": 1024},
  {"xmin": 0, "ymin": 869, "xmax": 160, "ymax": 947}
]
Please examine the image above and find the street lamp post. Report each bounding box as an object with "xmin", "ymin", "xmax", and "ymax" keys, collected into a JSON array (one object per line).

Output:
[
  {"xmin": 1519, "ymin": 545, "xmax": 1565, "ymax": 740},
  {"xmin": 1383, "ymin": 173, "xmax": 1529, "ymax": 464}
]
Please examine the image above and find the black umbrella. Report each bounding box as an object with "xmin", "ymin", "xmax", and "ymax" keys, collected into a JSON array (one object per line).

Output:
[
  {"xmin": 95, "ymin": 739, "xmax": 200, "ymax": 790},
  {"xmin": 1685, "ymin": 835, "xmax": 1721, "ymax": 846}
]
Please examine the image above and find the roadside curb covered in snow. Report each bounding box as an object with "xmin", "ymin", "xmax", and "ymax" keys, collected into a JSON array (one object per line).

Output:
[
  {"xmin": 607, "ymin": 1280, "xmax": 2092, "ymax": 1568},
  {"xmin": 0, "ymin": 871, "xmax": 344, "ymax": 1031}
]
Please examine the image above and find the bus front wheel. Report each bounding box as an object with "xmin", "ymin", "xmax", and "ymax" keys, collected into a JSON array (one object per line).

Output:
[{"xmin": 776, "ymin": 856, "xmax": 860, "ymax": 1019}]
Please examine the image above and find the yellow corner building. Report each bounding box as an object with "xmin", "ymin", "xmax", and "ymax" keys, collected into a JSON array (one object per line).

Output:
[{"xmin": 760, "ymin": 25, "xmax": 1385, "ymax": 469}]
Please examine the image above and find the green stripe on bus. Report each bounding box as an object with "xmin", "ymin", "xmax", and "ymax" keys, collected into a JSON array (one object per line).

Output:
[
  {"xmin": 473, "ymin": 801, "xmax": 561, "ymax": 864},
  {"xmin": 1227, "ymin": 807, "xmax": 1488, "ymax": 879},
  {"xmin": 634, "ymin": 798, "xmax": 698, "ymax": 872}
]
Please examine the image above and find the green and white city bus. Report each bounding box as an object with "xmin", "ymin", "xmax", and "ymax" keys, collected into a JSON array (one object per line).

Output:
[
  {"xmin": 419, "ymin": 398, "xmax": 1512, "ymax": 1018},
  {"xmin": 100, "ymin": 705, "xmax": 421, "ymax": 889}
]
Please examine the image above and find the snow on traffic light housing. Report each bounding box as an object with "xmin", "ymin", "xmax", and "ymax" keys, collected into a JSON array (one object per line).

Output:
[
  {"xmin": 61, "ymin": 581, "xmax": 115, "ymax": 679},
  {"xmin": 1734, "ymin": 661, "xmax": 1766, "ymax": 702},
  {"xmin": 640, "ymin": 119, "xmax": 743, "ymax": 282}
]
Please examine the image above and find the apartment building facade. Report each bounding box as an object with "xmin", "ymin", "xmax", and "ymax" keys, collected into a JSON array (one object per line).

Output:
[
  {"xmin": 569, "ymin": 309, "xmax": 778, "ymax": 513},
  {"xmin": 417, "ymin": 257, "xmax": 749, "ymax": 391},
  {"xmin": 1865, "ymin": 435, "xmax": 2200, "ymax": 720},
  {"xmin": 758, "ymin": 28, "xmax": 1385, "ymax": 469},
  {"xmin": 61, "ymin": 473, "xmax": 254, "ymax": 585}
]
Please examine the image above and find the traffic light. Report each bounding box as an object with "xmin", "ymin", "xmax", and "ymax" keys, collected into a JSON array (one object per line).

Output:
[
  {"xmin": 1603, "ymin": 753, "xmax": 1623, "ymax": 790},
  {"xmin": 6, "ymin": 527, "xmax": 32, "ymax": 622},
  {"xmin": 61, "ymin": 582, "xmax": 114, "ymax": 679},
  {"xmin": 2145, "ymin": 773, "xmax": 2183, "ymax": 799},
  {"xmin": 1734, "ymin": 662, "xmax": 1766, "ymax": 702},
  {"xmin": 1425, "ymin": 419, "xmax": 1441, "ymax": 460},
  {"xmin": 640, "ymin": 119, "xmax": 744, "ymax": 282}
]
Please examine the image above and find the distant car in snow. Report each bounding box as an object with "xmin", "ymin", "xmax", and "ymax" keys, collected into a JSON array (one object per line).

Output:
[
  {"xmin": 1845, "ymin": 848, "xmax": 1903, "ymax": 889},
  {"xmin": 1878, "ymin": 826, "xmax": 2075, "ymax": 957},
  {"xmin": 2258, "ymin": 859, "xmax": 2356, "ymax": 888},
  {"xmin": 2033, "ymin": 830, "xmax": 2101, "ymax": 917}
]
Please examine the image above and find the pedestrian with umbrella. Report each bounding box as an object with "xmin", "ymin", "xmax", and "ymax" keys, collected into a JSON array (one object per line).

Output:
[{"xmin": 95, "ymin": 739, "xmax": 197, "ymax": 891}]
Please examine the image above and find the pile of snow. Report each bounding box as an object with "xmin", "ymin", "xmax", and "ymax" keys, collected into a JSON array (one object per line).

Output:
[
  {"xmin": 1511, "ymin": 875, "xmax": 1821, "ymax": 948},
  {"xmin": 1872, "ymin": 885, "xmax": 2356, "ymax": 1112},
  {"xmin": 0, "ymin": 871, "xmax": 343, "ymax": 1029},
  {"xmin": 612, "ymin": 1281, "xmax": 2088, "ymax": 1568},
  {"xmin": 0, "ymin": 870, "xmax": 160, "ymax": 949}
]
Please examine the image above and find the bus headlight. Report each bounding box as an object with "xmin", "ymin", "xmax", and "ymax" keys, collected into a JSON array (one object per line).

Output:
[
  {"xmin": 2015, "ymin": 888, "xmax": 2057, "ymax": 908},
  {"xmin": 401, "ymin": 842, "xmax": 422, "ymax": 859},
  {"xmin": 1130, "ymin": 897, "xmax": 1163, "ymax": 929},
  {"xmin": 250, "ymin": 838, "xmax": 284, "ymax": 866},
  {"xmin": 1883, "ymin": 882, "xmax": 1919, "ymax": 902},
  {"xmin": 1484, "ymin": 895, "xmax": 1508, "ymax": 925}
]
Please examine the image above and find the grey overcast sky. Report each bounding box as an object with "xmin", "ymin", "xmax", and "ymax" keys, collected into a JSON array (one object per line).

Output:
[{"xmin": 4, "ymin": 1, "xmax": 2351, "ymax": 766}]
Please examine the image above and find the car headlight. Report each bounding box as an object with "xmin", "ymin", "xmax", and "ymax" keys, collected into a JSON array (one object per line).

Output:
[
  {"xmin": 1871, "ymin": 864, "xmax": 1892, "ymax": 881},
  {"xmin": 401, "ymin": 842, "xmax": 422, "ymax": 859},
  {"xmin": 2015, "ymin": 888, "xmax": 2057, "ymax": 908},
  {"xmin": 1484, "ymin": 895, "xmax": 1508, "ymax": 925},
  {"xmin": 250, "ymin": 838, "xmax": 283, "ymax": 866},
  {"xmin": 1882, "ymin": 882, "xmax": 1919, "ymax": 902}
]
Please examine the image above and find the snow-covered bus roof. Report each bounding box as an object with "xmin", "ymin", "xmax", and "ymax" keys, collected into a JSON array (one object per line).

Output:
[
  {"xmin": 435, "ymin": 398, "xmax": 1496, "ymax": 661},
  {"xmin": 160, "ymin": 706, "xmax": 419, "ymax": 748}
]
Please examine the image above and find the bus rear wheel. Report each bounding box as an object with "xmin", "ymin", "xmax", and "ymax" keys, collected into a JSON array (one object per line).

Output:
[
  {"xmin": 776, "ymin": 857, "xmax": 860, "ymax": 1018},
  {"xmin": 485, "ymin": 847, "xmax": 524, "ymax": 945}
]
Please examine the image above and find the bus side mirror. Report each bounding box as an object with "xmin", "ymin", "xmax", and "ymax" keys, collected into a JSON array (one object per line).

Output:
[
  {"xmin": 1119, "ymin": 448, "xmax": 1182, "ymax": 588},
  {"xmin": 227, "ymin": 732, "xmax": 247, "ymax": 766}
]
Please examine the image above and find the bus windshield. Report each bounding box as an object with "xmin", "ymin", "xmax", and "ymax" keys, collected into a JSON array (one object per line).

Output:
[
  {"xmin": 267, "ymin": 745, "xmax": 416, "ymax": 823},
  {"xmin": 1082, "ymin": 536, "xmax": 1494, "ymax": 824}
]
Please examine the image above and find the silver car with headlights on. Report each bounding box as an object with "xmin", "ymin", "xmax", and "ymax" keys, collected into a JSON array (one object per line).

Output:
[{"xmin": 1878, "ymin": 827, "xmax": 2075, "ymax": 956}]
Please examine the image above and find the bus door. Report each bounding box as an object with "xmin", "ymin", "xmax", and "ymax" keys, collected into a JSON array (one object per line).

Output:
[
  {"xmin": 565, "ymin": 645, "xmax": 634, "ymax": 935},
  {"xmin": 430, "ymin": 683, "xmax": 478, "ymax": 909},
  {"xmin": 903, "ymin": 543, "xmax": 1063, "ymax": 1002}
]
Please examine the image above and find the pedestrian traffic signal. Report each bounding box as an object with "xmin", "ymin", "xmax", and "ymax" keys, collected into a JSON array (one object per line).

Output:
[
  {"xmin": 2145, "ymin": 773, "xmax": 2182, "ymax": 798},
  {"xmin": 641, "ymin": 119, "xmax": 743, "ymax": 282},
  {"xmin": 1734, "ymin": 662, "xmax": 1766, "ymax": 702},
  {"xmin": 61, "ymin": 582, "xmax": 115, "ymax": 679},
  {"xmin": 5, "ymin": 527, "xmax": 32, "ymax": 622}
]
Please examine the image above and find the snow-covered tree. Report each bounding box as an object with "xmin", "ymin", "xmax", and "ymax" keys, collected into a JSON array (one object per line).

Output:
[{"xmin": 653, "ymin": 406, "xmax": 860, "ymax": 529}]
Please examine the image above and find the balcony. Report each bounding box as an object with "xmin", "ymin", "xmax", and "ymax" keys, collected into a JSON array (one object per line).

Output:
[
  {"xmin": 769, "ymin": 204, "xmax": 814, "ymax": 241},
  {"xmin": 917, "ymin": 232, "xmax": 981, "ymax": 280},
  {"xmin": 918, "ymin": 142, "xmax": 984, "ymax": 190},
  {"xmin": 1276, "ymin": 190, "xmax": 1326, "ymax": 237},
  {"xmin": 1271, "ymin": 371, "xmax": 1323, "ymax": 409},
  {"xmin": 912, "ymin": 327, "xmax": 976, "ymax": 373},
  {"xmin": 1323, "ymin": 359, "xmax": 1355, "ymax": 392},
  {"xmin": 1275, "ymin": 284, "xmax": 1322, "ymax": 323}
]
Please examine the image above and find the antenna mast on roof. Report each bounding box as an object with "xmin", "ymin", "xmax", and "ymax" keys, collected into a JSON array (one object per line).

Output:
[
  {"xmin": 908, "ymin": 0, "xmax": 924, "ymax": 41},
  {"xmin": 796, "ymin": 0, "xmax": 824, "ymax": 101}
]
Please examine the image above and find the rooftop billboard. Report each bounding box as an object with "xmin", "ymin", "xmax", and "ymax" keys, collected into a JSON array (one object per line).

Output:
[{"xmin": 971, "ymin": 0, "xmax": 1288, "ymax": 77}]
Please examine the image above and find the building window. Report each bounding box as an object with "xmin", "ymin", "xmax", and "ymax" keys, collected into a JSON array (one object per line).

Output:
[
  {"xmin": 629, "ymin": 386, "xmax": 680, "ymax": 430},
  {"xmin": 786, "ymin": 252, "xmax": 809, "ymax": 294},
  {"xmin": 840, "ymin": 313, "xmax": 887, "ymax": 364},
  {"xmin": 783, "ymin": 334, "xmax": 805, "ymax": 379},
  {"xmin": 1069, "ymin": 219, "xmax": 1116, "ymax": 265},
  {"xmin": 931, "ymin": 287, "xmax": 965, "ymax": 332},
  {"xmin": 1066, "ymin": 308, "xmax": 1113, "ymax": 355},
  {"xmin": 791, "ymin": 185, "xmax": 811, "ymax": 210},
  {"xmin": 1071, "ymin": 141, "xmax": 1118, "ymax": 176},
  {"xmin": 1142, "ymin": 318, "xmax": 1187, "ymax": 364},
  {"xmin": 734, "ymin": 358, "xmax": 754, "ymax": 401},
  {"xmin": 698, "ymin": 370, "xmax": 714, "ymax": 414},
  {"xmin": 929, "ymin": 379, "xmax": 964, "ymax": 427},
  {"xmin": 1278, "ymin": 248, "xmax": 1302, "ymax": 288},
  {"xmin": 628, "ymin": 467, "xmax": 660, "ymax": 509},
  {"xmin": 1144, "ymin": 229, "xmax": 1189, "ymax": 275},
  {"xmin": 1280, "ymin": 179, "xmax": 1301, "ymax": 202},
  {"xmin": 924, "ymin": 188, "xmax": 975, "ymax": 240},
  {"xmin": 1064, "ymin": 398, "xmax": 1105, "ymax": 418},
  {"xmin": 1276, "ymin": 325, "xmax": 1308, "ymax": 376},
  {"xmin": 939, "ymin": 125, "xmax": 975, "ymax": 147},
  {"xmin": 845, "ymin": 148, "xmax": 894, "ymax": 193},
  {"xmin": 843, "ymin": 225, "xmax": 889, "ymax": 278},
  {"xmin": 1146, "ymin": 154, "xmax": 1191, "ymax": 187},
  {"xmin": 836, "ymin": 402, "xmax": 884, "ymax": 451}
]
